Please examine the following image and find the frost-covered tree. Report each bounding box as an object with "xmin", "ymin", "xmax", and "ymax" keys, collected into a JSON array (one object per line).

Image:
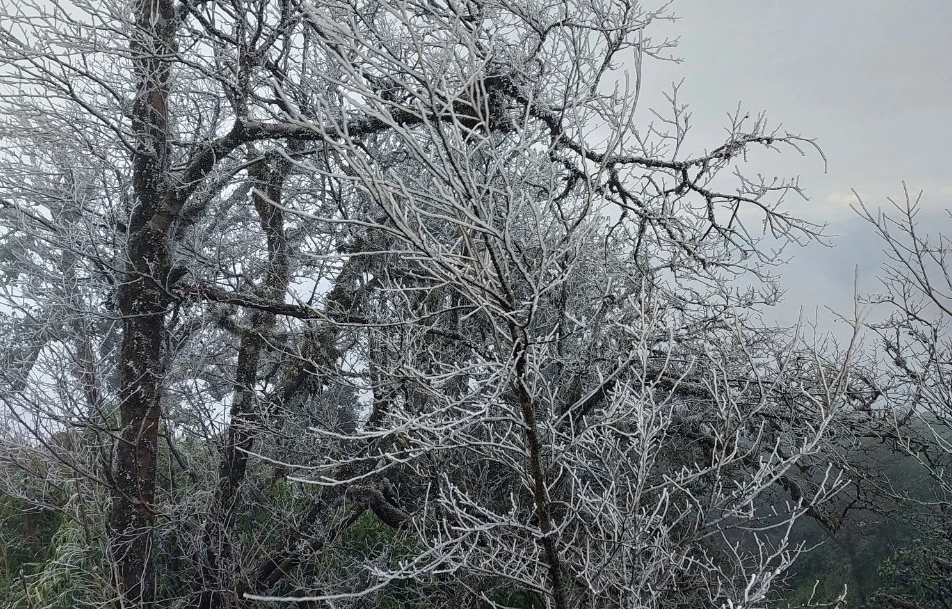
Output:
[
  {"xmin": 856, "ymin": 190, "xmax": 952, "ymax": 504},
  {"xmin": 851, "ymin": 190, "xmax": 952, "ymax": 609},
  {"xmin": 0, "ymin": 0, "xmax": 862, "ymax": 607}
]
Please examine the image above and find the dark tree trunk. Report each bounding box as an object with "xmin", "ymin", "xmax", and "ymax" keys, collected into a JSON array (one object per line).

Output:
[
  {"xmin": 217, "ymin": 155, "xmax": 291, "ymax": 519},
  {"xmin": 199, "ymin": 154, "xmax": 292, "ymax": 609},
  {"xmin": 108, "ymin": 0, "xmax": 176, "ymax": 605}
]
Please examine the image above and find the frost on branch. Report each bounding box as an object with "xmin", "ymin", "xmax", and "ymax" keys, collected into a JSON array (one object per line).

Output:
[{"xmin": 0, "ymin": 0, "xmax": 860, "ymax": 607}]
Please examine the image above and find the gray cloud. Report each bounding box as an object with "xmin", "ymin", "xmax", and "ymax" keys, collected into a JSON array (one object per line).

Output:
[{"xmin": 639, "ymin": 0, "xmax": 952, "ymax": 328}]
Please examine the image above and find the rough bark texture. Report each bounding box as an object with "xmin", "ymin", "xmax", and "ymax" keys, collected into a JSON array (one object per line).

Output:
[
  {"xmin": 512, "ymin": 329, "xmax": 568, "ymax": 609},
  {"xmin": 108, "ymin": 0, "xmax": 176, "ymax": 605},
  {"xmin": 217, "ymin": 155, "xmax": 291, "ymax": 518},
  {"xmin": 199, "ymin": 155, "xmax": 292, "ymax": 609}
]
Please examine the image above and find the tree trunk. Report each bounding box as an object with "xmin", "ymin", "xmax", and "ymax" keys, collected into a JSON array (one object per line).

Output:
[
  {"xmin": 512, "ymin": 328, "xmax": 568, "ymax": 609},
  {"xmin": 199, "ymin": 154, "xmax": 292, "ymax": 609},
  {"xmin": 108, "ymin": 0, "xmax": 176, "ymax": 605}
]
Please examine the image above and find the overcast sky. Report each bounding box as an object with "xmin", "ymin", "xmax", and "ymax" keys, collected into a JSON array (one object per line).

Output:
[{"xmin": 636, "ymin": 0, "xmax": 952, "ymax": 331}]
